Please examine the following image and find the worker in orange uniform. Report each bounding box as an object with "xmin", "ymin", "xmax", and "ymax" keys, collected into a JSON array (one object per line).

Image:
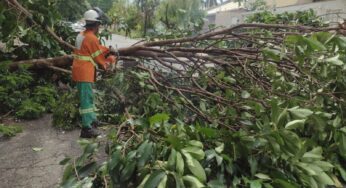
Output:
[{"xmin": 72, "ymin": 8, "xmax": 117, "ymax": 138}]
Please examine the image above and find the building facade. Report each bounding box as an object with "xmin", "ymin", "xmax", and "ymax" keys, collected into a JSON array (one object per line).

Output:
[{"xmin": 205, "ymin": 0, "xmax": 346, "ymax": 29}]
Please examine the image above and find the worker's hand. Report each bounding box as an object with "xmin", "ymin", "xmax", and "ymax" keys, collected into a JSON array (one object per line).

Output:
[
  {"xmin": 101, "ymin": 63, "xmax": 108, "ymax": 71},
  {"xmin": 106, "ymin": 55, "xmax": 117, "ymax": 64}
]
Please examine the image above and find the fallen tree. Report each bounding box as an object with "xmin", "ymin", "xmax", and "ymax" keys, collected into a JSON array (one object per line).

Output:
[{"xmin": 2, "ymin": 1, "xmax": 346, "ymax": 187}]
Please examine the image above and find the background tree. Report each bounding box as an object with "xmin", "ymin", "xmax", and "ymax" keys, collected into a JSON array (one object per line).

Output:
[
  {"xmin": 88, "ymin": 0, "xmax": 114, "ymax": 14},
  {"xmin": 156, "ymin": 0, "xmax": 206, "ymax": 33},
  {"xmin": 134, "ymin": 0, "xmax": 161, "ymax": 37},
  {"xmin": 245, "ymin": 0, "xmax": 268, "ymax": 11},
  {"xmin": 108, "ymin": 0, "xmax": 142, "ymax": 37},
  {"xmin": 56, "ymin": 0, "xmax": 90, "ymax": 21}
]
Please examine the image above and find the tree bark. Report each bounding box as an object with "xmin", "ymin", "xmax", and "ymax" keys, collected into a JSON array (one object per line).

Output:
[{"xmin": 9, "ymin": 55, "xmax": 73, "ymax": 71}]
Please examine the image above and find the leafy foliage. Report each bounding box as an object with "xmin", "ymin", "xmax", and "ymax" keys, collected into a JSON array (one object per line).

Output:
[
  {"xmin": 156, "ymin": 0, "xmax": 206, "ymax": 34},
  {"xmin": 56, "ymin": 0, "xmax": 90, "ymax": 21},
  {"xmin": 59, "ymin": 9, "xmax": 346, "ymax": 187},
  {"xmin": 0, "ymin": 64, "xmax": 58, "ymax": 119},
  {"xmin": 15, "ymin": 99, "xmax": 46, "ymax": 119},
  {"xmin": 0, "ymin": 124, "xmax": 23, "ymax": 137},
  {"xmin": 108, "ymin": 0, "xmax": 206, "ymax": 37},
  {"xmin": 0, "ymin": 0, "xmax": 80, "ymax": 61},
  {"xmin": 108, "ymin": 0, "xmax": 143, "ymax": 37},
  {"xmin": 52, "ymin": 91, "xmax": 80, "ymax": 130},
  {"xmin": 246, "ymin": 9, "xmax": 328, "ymax": 27}
]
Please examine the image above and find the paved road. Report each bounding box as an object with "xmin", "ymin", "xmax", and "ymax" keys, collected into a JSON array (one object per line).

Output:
[
  {"xmin": 103, "ymin": 34, "xmax": 140, "ymax": 49},
  {"xmin": 0, "ymin": 115, "xmax": 81, "ymax": 188}
]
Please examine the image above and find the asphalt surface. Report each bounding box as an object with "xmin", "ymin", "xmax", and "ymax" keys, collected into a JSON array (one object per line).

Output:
[
  {"xmin": 0, "ymin": 115, "xmax": 81, "ymax": 188},
  {"xmin": 103, "ymin": 34, "xmax": 140, "ymax": 49}
]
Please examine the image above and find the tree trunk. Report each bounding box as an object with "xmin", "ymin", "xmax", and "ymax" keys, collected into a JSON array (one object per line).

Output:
[{"xmin": 9, "ymin": 55, "xmax": 73, "ymax": 71}]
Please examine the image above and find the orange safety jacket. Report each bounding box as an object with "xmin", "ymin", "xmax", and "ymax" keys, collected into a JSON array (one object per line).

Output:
[{"xmin": 72, "ymin": 30, "xmax": 109, "ymax": 83}]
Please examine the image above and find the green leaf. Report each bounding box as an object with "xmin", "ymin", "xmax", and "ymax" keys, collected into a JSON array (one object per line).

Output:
[
  {"xmin": 182, "ymin": 175, "xmax": 205, "ymax": 188},
  {"xmin": 273, "ymin": 179, "xmax": 298, "ymax": 188},
  {"xmin": 120, "ymin": 161, "xmax": 136, "ymax": 181},
  {"xmin": 171, "ymin": 172, "xmax": 185, "ymax": 188},
  {"xmin": 241, "ymin": 91, "xmax": 251, "ymax": 99},
  {"xmin": 157, "ymin": 174, "xmax": 167, "ymax": 188},
  {"xmin": 168, "ymin": 149, "xmax": 177, "ymax": 170},
  {"xmin": 332, "ymin": 116, "xmax": 341, "ymax": 128},
  {"xmin": 108, "ymin": 150, "xmax": 121, "ymax": 170},
  {"xmin": 339, "ymin": 133, "xmax": 346, "ymax": 156},
  {"xmin": 303, "ymin": 37, "xmax": 327, "ymax": 51},
  {"xmin": 32, "ymin": 147, "xmax": 43, "ymax": 152},
  {"xmin": 62, "ymin": 164, "xmax": 74, "ymax": 183},
  {"xmin": 188, "ymin": 140, "xmax": 203, "ymax": 149},
  {"xmin": 326, "ymin": 54, "xmax": 343, "ymax": 66},
  {"xmin": 276, "ymin": 108, "xmax": 288, "ymax": 127},
  {"xmin": 60, "ymin": 177, "xmax": 78, "ymax": 188},
  {"xmin": 285, "ymin": 119, "xmax": 306, "ymax": 130},
  {"xmin": 208, "ymin": 179, "xmax": 226, "ymax": 188},
  {"xmin": 137, "ymin": 141, "xmax": 153, "ymax": 168},
  {"xmin": 143, "ymin": 171, "xmax": 166, "ymax": 188},
  {"xmin": 183, "ymin": 152, "xmax": 206, "ymax": 182},
  {"xmin": 215, "ymin": 143, "xmax": 224, "ymax": 153},
  {"xmin": 297, "ymin": 162, "xmax": 317, "ymax": 176},
  {"xmin": 166, "ymin": 135, "xmax": 184, "ymax": 150},
  {"xmin": 285, "ymin": 35, "xmax": 302, "ymax": 44},
  {"xmin": 250, "ymin": 180, "xmax": 262, "ymax": 188},
  {"xmin": 197, "ymin": 127, "xmax": 218, "ymax": 138},
  {"xmin": 263, "ymin": 183, "xmax": 274, "ymax": 188},
  {"xmin": 255, "ymin": 173, "xmax": 271, "ymax": 180},
  {"xmin": 313, "ymin": 161, "xmax": 333, "ymax": 171},
  {"xmin": 199, "ymin": 100, "xmax": 207, "ymax": 111},
  {"xmin": 149, "ymin": 113, "xmax": 170, "ymax": 126},
  {"xmin": 336, "ymin": 165, "xmax": 346, "ymax": 181},
  {"xmin": 249, "ymin": 157, "xmax": 258, "ymax": 176},
  {"xmin": 315, "ymin": 172, "xmax": 335, "ymax": 186},
  {"xmin": 335, "ymin": 36, "xmax": 346, "ymax": 48},
  {"xmin": 302, "ymin": 147, "xmax": 323, "ymax": 160},
  {"xmin": 176, "ymin": 152, "xmax": 184, "ymax": 175},
  {"xmin": 263, "ymin": 48, "xmax": 281, "ymax": 61},
  {"xmin": 59, "ymin": 157, "xmax": 71, "ymax": 165},
  {"xmin": 78, "ymin": 162, "xmax": 98, "ymax": 178},
  {"xmin": 138, "ymin": 174, "xmax": 150, "ymax": 188},
  {"xmin": 182, "ymin": 147, "xmax": 205, "ymax": 161},
  {"xmin": 223, "ymin": 76, "xmax": 236, "ymax": 84},
  {"xmin": 312, "ymin": 32, "xmax": 335, "ymax": 44},
  {"xmin": 288, "ymin": 107, "xmax": 313, "ymax": 119},
  {"xmin": 83, "ymin": 143, "xmax": 99, "ymax": 154}
]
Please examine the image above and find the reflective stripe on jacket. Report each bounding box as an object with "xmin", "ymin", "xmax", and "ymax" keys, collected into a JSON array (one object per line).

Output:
[{"xmin": 72, "ymin": 30, "xmax": 109, "ymax": 82}]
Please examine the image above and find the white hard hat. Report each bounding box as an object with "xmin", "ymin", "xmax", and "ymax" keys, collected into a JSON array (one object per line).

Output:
[{"xmin": 84, "ymin": 9, "xmax": 101, "ymax": 22}]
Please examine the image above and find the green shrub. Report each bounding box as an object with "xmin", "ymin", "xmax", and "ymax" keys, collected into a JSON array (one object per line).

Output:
[
  {"xmin": 52, "ymin": 91, "xmax": 80, "ymax": 130},
  {"xmin": 0, "ymin": 63, "xmax": 59, "ymax": 118},
  {"xmin": 33, "ymin": 85, "xmax": 57, "ymax": 112},
  {"xmin": 15, "ymin": 99, "xmax": 46, "ymax": 119},
  {"xmin": 0, "ymin": 67, "xmax": 33, "ymax": 113},
  {"xmin": 0, "ymin": 124, "xmax": 23, "ymax": 137}
]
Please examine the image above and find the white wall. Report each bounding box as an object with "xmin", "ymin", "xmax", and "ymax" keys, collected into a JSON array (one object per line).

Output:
[
  {"xmin": 266, "ymin": 0, "xmax": 314, "ymax": 8},
  {"xmin": 207, "ymin": 0, "xmax": 346, "ymax": 29}
]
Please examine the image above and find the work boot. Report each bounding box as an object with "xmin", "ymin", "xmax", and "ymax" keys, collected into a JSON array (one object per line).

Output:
[{"xmin": 80, "ymin": 127, "xmax": 101, "ymax": 138}]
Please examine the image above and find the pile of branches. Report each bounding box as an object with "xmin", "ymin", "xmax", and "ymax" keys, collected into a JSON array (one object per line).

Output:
[
  {"xmin": 4, "ymin": 1, "xmax": 346, "ymax": 187},
  {"xmin": 9, "ymin": 20, "xmax": 345, "ymax": 128}
]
